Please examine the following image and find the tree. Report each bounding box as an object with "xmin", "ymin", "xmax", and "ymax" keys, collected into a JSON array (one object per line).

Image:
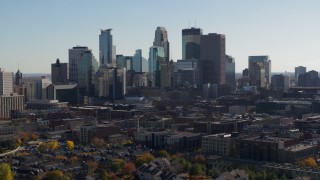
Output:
[
  {"xmin": 303, "ymin": 157, "xmax": 317, "ymax": 167},
  {"xmin": 122, "ymin": 162, "xmax": 136, "ymax": 175},
  {"xmin": 42, "ymin": 170, "xmax": 69, "ymax": 180},
  {"xmin": 91, "ymin": 137, "xmax": 105, "ymax": 148},
  {"xmin": 111, "ymin": 159, "xmax": 126, "ymax": 172},
  {"xmin": 194, "ymin": 155, "xmax": 205, "ymax": 164},
  {"xmin": 86, "ymin": 160, "xmax": 98, "ymax": 175},
  {"xmin": 38, "ymin": 142, "xmax": 47, "ymax": 153},
  {"xmin": 15, "ymin": 138, "xmax": 22, "ymax": 145},
  {"xmin": 55, "ymin": 155, "xmax": 67, "ymax": 160},
  {"xmin": 157, "ymin": 150, "xmax": 170, "ymax": 158},
  {"xmin": 70, "ymin": 156, "xmax": 78, "ymax": 164},
  {"xmin": 66, "ymin": 140, "xmax": 74, "ymax": 150},
  {"xmin": 189, "ymin": 163, "xmax": 204, "ymax": 176},
  {"xmin": 47, "ymin": 141, "xmax": 59, "ymax": 150},
  {"xmin": 0, "ymin": 163, "xmax": 13, "ymax": 180},
  {"xmin": 29, "ymin": 132, "xmax": 37, "ymax": 141},
  {"xmin": 135, "ymin": 153, "xmax": 155, "ymax": 166}
]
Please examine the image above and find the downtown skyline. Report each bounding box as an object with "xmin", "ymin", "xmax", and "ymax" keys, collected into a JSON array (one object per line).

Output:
[{"xmin": 1, "ymin": 0, "xmax": 320, "ymax": 73}]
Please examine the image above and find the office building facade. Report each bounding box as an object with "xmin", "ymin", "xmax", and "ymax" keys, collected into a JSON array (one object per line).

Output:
[
  {"xmin": 69, "ymin": 46, "xmax": 88, "ymax": 83},
  {"xmin": 99, "ymin": 29, "xmax": 116, "ymax": 66},
  {"xmin": 200, "ymin": 33, "xmax": 226, "ymax": 85},
  {"xmin": 295, "ymin": 66, "xmax": 307, "ymax": 85},
  {"xmin": 153, "ymin": 27, "xmax": 170, "ymax": 62},
  {"xmin": 148, "ymin": 46, "xmax": 165, "ymax": 87},
  {"xmin": 51, "ymin": 59, "xmax": 69, "ymax": 84},
  {"xmin": 132, "ymin": 49, "xmax": 143, "ymax": 72},
  {"xmin": 0, "ymin": 68, "xmax": 13, "ymax": 95},
  {"xmin": 182, "ymin": 27, "xmax": 202, "ymax": 60},
  {"xmin": 248, "ymin": 56, "xmax": 271, "ymax": 87},
  {"xmin": 225, "ymin": 55, "xmax": 236, "ymax": 91}
]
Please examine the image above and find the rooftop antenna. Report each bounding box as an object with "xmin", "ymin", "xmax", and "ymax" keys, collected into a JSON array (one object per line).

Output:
[
  {"xmin": 189, "ymin": 20, "xmax": 190, "ymax": 28},
  {"xmin": 195, "ymin": 20, "xmax": 197, "ymax": 28}
]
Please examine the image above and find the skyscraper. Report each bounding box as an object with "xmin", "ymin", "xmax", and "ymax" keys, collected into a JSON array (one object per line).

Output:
[
  {"xmin": 148, "ymin": 46, "xmax": 165, "ymax": 87},
  {"xmin": 78, "ymin": 50, "xmax": 99, "ymax": 97},
  {"xmin": 182, "ymin": 27, "xmax": 203, "ymax": 60},
  {"xmin": 295, "ymin": 66, "xmax": 306, "ymax": 85},
  {"xmin": 153, "ymin": 27, "xmax": 170, "ymax": 62},
  {"xmin": 0, "ymin": 68, "xmax": 13, "ymax": 95},
  {"xmin": 99, "ymin": 29, "xmax": 116, "ymax": 66},
  {"xmin": 225, "ymin": 55, "xmax": 236, "ymax": 91},
  {"xmin": 248, "ymin": 56, "xmax": 271, "ymax": 87},
  {"xmin": 200, "ymin": 33, "xmax": 226, "ymax": 85},
  {"xmin": 51, "ymin": 59, "xmax": 69, "ymax": 84},
  {"xmin": 69, "ymin": 46, "xmax": 89, "ymax": 83},
  {"xmin": 132, "ymin": 49, "xmax": 143, "ymax": 72}
]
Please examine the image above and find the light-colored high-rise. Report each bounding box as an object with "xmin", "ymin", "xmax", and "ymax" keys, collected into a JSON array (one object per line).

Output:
[
  {"xmin": 248, "ymin": 56, "xmax": 271, "ymax": 88},
  {"xmin": 153, "ymin": 27, "xmax": 170, "ymax": 62},
  {"xmin": 69, "ymin": 46, "xmax": 89, "ymax": 83},
  {"xmin": 0, "ymin": 68, "xmax": 13, "ymax": 95},
  {"xmin": 99, "ymin": 29, "xmax": 116, "ymax": 66}
]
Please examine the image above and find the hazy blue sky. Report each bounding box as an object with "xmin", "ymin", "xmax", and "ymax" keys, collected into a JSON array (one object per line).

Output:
[{"xmin": 1, "ymin": 0, "xmax": 320, "ymax": 73}]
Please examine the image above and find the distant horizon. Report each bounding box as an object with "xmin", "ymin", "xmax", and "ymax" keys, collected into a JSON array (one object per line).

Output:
[{"xmin": 1, "ymin": 1, "xmax": 320, "ymax": 73}]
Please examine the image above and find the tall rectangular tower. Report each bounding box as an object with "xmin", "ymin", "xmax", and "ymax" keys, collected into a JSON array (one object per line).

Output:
[
  {"xmin": 51, "ymin": 59, "xmax": 69, "ymax": 84},
  {"xmin": 69, "ymin": 46, "xmax": 88, "ymax": 83},
  {"xmin": 99, "ymin": 29, "xmax": 116, "ymax": 66},
  {"xmin": 200, "ymin": 33, "xmax": 226, "ymax": 85},
  {"xmin": 0, "ymin": 68, "xmax": 13, "ymax": 95},
  {"xmin": 182, "ymin": 27, "xmax": 202, "ymax": 60}
]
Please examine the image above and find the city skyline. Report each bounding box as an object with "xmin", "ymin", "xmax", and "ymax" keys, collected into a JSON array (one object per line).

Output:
[{"xmin": 1, "ymin": 1, "xmax": 320, "ymax": 73}]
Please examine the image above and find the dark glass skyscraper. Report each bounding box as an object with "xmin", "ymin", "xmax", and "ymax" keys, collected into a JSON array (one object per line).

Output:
[
  {"xmin": 99, "ymin": 29, "xmax": 116, "ymax": 66},
  {"xmin": 200, "ymin": 33, "xmax": 226, "ymax": 85},
  {"xmin": 182, "ymin": 27, "xmax": 202, "ymax": 60}
]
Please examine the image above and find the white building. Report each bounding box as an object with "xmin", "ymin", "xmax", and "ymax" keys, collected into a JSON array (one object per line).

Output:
[{"xmin": 0, "ymin": 68, "xmax": 13, "ymax": 95}]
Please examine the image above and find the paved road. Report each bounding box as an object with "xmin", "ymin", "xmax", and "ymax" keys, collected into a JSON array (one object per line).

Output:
[{"xmin": 0, "ymin": 146, "xmax": 22, "ymax": 157}]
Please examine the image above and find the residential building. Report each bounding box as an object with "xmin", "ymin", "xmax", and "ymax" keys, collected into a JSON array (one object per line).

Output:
[
  {"xmin": 201, "ymin": 133, "xmax": 233, "ymax": 156},
  {"xmin": 0, "ymin": 94, "xmax": 24, "ymax": 120}
]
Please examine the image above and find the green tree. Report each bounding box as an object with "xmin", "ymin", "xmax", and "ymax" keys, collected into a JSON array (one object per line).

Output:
[
  {"xmin": 157, "ymin": 150, "xmax": 170, "ymax": 158},
  {"xmin": 135, "ymin": 153, "xmax": 155, "ymax": 166},
  {"xmin": 110, "ymin": 159, "xmax": 126, "ymax": 172},
  {"xmin": 189, "ymin": 163, "xmax": 204, "ymax": 176},
  {"xmin": 0, "ymin": 163, "xmax": 13, "ymax": 180},
  {"xmin": 42, "ymin": 170, "xmax": 69, "ymax": 180}
]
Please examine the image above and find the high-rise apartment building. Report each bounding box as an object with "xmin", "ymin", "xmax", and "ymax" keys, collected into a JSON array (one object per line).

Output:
[
  {"xmin": 225, "ymin": 55, "xmax": 236, "ymax": 91},
  {"xmin": 153, "ymin": 27, "xmax": 170, "ymax": 62},
  {"xmin": 295, "ymin": 66, "xmax": 307, "ymax": 85},
  {"xmin": 69, "ymin": 46, "xmax": 88, "ymax": 83},
  {"xmin": 51, "ymin": 59, "xmax": 69, "ymax": 84},
  {"xmin": 132, "ymin": 49, "xmax": 143, "ymax": 72},
  {"xmin": 0, "ymin": 68, "xmax": 13, "ymax": 95},
  {"xmin": 248, "ymin": 56, "xmax": 271, "ymax": 87},
  {"xmin": 78, "ymin": 50, "xmax": 98, "ymax": 97},
  {"xmin": 200, "ymin": 33, "xmax": 226, "ymax": 85},
  {"xmin": 99, "ymin": 29, "xmax": 116, "ymax": 66},
  {"xmin": 182, "ymin": 27, "xmax": 202, "ymax": 60},
  {"xmin": 148, "ymin": 46, "xmax": 165, "ymax": 87}
]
